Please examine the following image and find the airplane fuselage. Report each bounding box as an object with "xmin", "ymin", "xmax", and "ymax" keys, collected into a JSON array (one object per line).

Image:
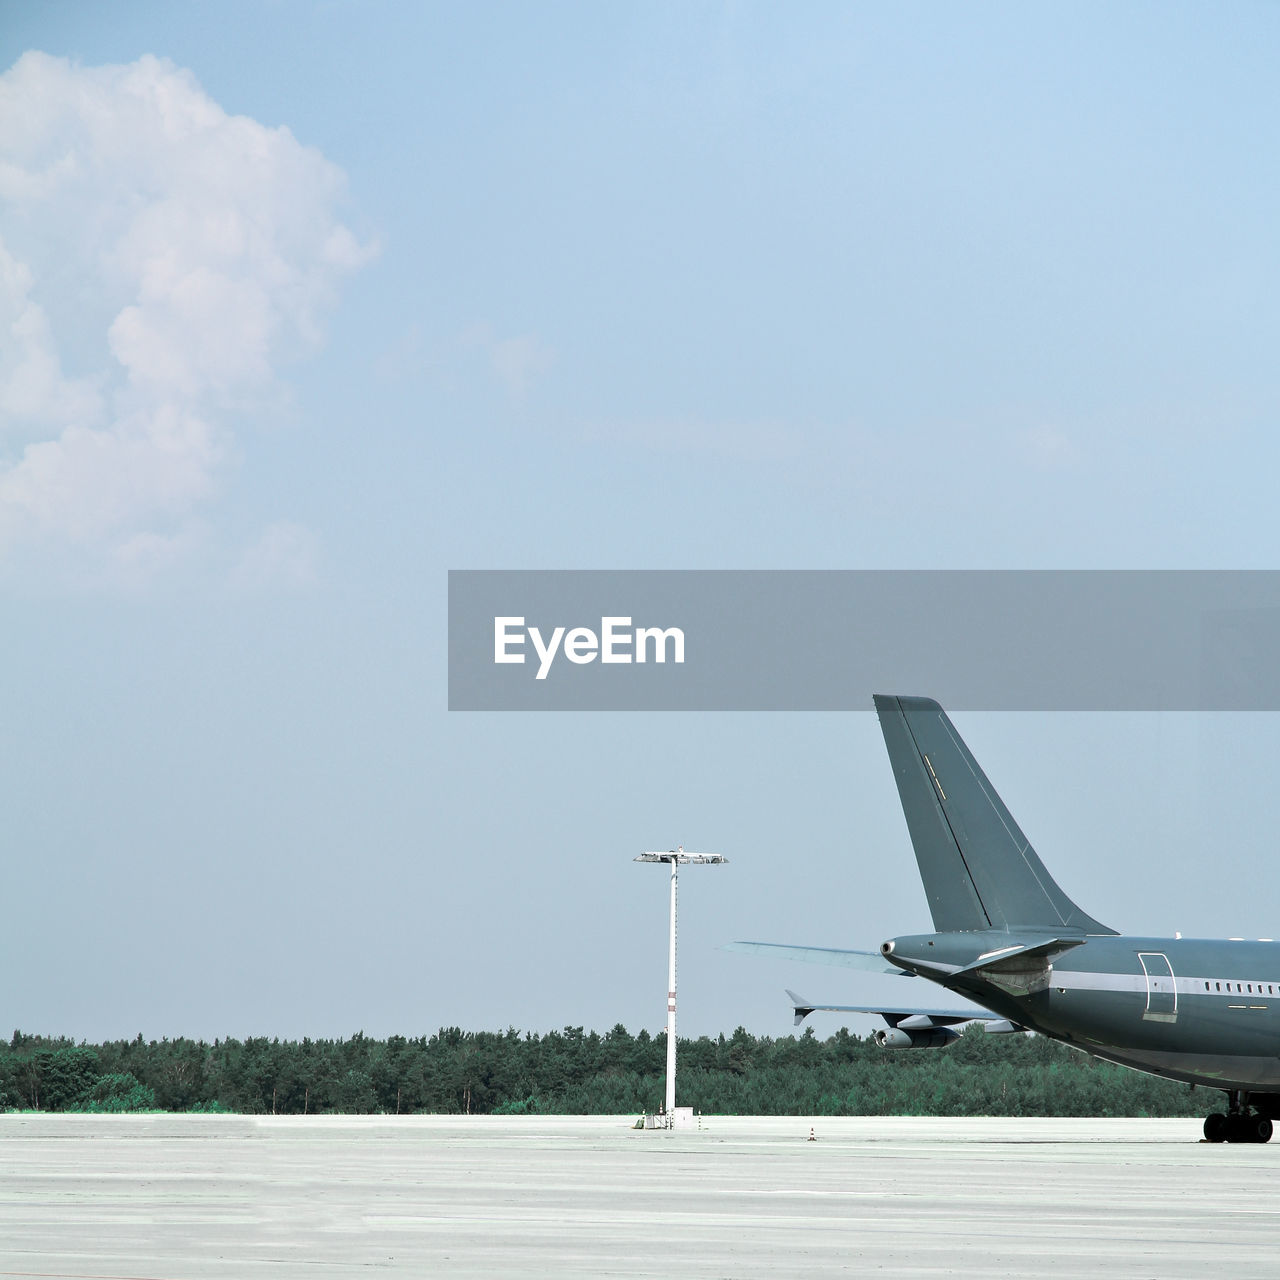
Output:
[{"xmin": 889, "ymin": 933, "xmax": 1280, "ymax": 1093}]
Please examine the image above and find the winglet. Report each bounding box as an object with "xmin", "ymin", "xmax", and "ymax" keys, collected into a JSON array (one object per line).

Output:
[{"xmin": 785, "ymin": 989, "xmax": 815, "ymax": 1027}]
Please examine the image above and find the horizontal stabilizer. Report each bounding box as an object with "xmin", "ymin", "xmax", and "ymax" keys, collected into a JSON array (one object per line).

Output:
[
  {"xmin": 723, "ymin": 941, "xmax": 909, "ymax": 975},
  {"xmin": 951, "ymin": 933, "xmax": 1085, "ymax": 977}
]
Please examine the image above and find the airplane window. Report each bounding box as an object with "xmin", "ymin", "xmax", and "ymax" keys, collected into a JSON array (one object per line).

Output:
[{"xmin": 1204, "ymin": 982, "xmax": 1210, "ymax": 991}]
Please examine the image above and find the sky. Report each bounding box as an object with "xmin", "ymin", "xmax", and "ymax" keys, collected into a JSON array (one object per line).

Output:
[{"xmin": 3, "ymin": 2, "xmax": 1280, "ymax": 1045}]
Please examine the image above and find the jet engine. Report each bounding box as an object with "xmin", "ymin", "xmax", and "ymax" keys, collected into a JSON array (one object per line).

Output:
[{"xmin": 874, "ymin": 1026, "xmax": 960, "ymax": 1049}]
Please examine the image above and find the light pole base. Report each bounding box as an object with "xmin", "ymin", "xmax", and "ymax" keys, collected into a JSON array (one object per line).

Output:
[{"xmin": 641, "ymin": 1107, "xmax": 695, "ymax": 1130}]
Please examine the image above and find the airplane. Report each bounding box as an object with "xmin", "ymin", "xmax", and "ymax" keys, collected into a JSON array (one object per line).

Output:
[{"xmin": 728, "ymin": 694, "xmax": 1280, "ymax": 1144}]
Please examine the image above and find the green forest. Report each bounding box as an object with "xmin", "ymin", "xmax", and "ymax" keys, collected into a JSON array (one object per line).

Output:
[{"xmin": 0, "ymin": 1025, "xmax": 1212, "ymax": 1118}]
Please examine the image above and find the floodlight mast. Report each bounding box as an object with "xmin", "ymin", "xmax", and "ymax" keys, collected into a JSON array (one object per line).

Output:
[{"xmin": 635, "ymin": 847, "xmax": 728, "ymax": 1118}]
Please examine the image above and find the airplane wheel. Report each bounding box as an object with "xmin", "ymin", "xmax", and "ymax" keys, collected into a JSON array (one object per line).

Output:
[
  {"xmin": 1221, "ymin": 1113, "xmax": 1269, "ymax": 1143},
  {"xmin": 1204, "ymin": 1113, "xmax": 1228, "ymax": 1143}
]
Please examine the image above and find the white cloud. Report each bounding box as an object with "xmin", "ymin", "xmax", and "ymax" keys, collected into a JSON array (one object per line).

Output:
[
  {"xmin": 230, "ymin": 520, "xmax": 319, "ymax": 592},
  {"xmin": 489, "ymin": 334, "xmax": 554, "ymax": 399},
  {"xmin": 0, "ymin": 240, "xmax": 103, "ymax": 441},
  {"xmin": 458, "ymin": 322, "xmax": 554, "ymax": 399},
  {"xmin": 109, "ymin": 522, "xmax": 209, "ymax": 586},
  {"xmin": 0, "ymin": 52, "xmax": 375, "ymax": 568},
  {"xmin": 375, "ymin": 321, "xmax": 554, "ymax": 398}
]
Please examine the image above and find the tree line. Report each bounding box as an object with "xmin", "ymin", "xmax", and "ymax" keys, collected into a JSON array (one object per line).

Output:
[{"xmin": 0, "ymin": 1024, "xmax": 1210, "ymax": 1117}]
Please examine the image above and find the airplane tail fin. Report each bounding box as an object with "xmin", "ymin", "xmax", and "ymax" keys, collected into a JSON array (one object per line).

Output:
[{"xmin": 873, "ymin": 695, "xmax": 1115, "ymax": 936}]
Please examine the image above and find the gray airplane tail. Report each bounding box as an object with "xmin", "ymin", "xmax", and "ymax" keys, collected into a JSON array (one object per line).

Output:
[{"xmin": 874, "ymin": 695, "xmax": 1116, "ymax": 936}]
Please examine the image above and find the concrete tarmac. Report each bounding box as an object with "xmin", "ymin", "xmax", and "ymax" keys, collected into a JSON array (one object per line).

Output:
[{"xmin": 0, "ymin": 1113, "xmax": 1274, "ymax": 1278}]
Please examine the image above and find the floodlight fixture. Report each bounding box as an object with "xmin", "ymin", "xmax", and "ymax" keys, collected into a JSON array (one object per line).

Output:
[{"xmin": 634, "ymin": 846, "xmax": 729, "ymax": 1118}]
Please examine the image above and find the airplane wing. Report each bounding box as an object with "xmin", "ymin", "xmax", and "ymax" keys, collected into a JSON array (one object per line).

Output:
[
  {"xmin": 784, "ymin": 987, "xmax": 1017, "ymax": 1030},
  {"xmin": 783, "ymin": 988, "xmax": 1024, "ymax": 1039},
  {"xmin": 722, "ymin": 940, "xmax": 909, "ymax": 975},
  {"xmin": 725, "ymin": 941, "xmax": 1021, "ymax": 1037}
]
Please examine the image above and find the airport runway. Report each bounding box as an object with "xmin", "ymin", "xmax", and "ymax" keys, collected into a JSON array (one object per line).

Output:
[{"xmin": 0, "ymin": 1113, "xmax": 1274, "ymax": 1278}]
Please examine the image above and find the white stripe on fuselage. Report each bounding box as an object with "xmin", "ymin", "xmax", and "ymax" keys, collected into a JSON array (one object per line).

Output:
[{"xmin": 1049, "ymin": 969, "xmax": 1280, "ymax": 999}]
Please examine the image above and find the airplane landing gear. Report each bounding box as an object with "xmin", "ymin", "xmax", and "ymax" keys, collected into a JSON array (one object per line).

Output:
[
  {"xmin": 1204, "ymin": 1092, "xmax": 1274, "ymax": 1143},
  {"xmin": 1203, "ymin": 1112, "xmax": 1227, "ymax": 1143}
]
